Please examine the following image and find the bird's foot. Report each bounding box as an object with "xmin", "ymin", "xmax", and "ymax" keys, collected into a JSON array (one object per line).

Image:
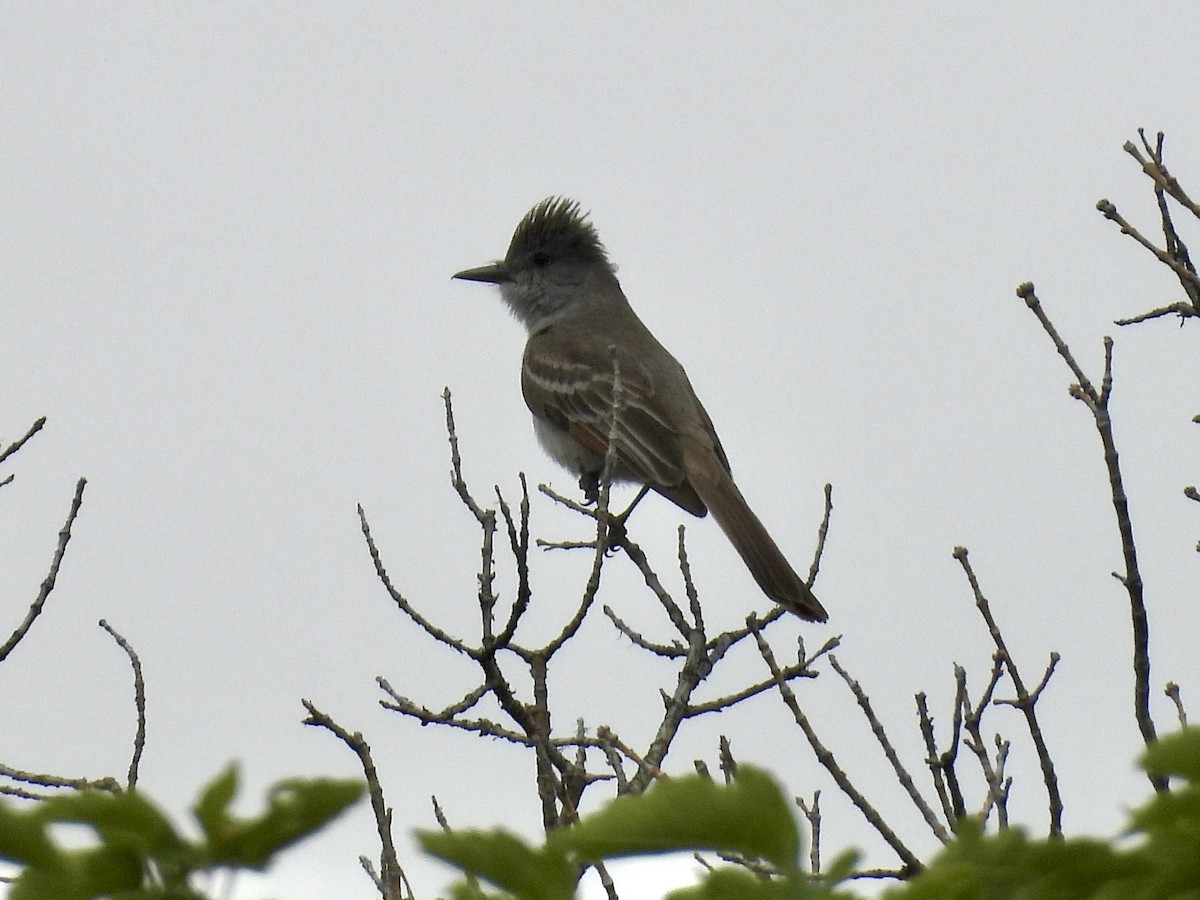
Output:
[{"xmin": 578, "ymin": 473, "xmax": 600, "ymax": 506}]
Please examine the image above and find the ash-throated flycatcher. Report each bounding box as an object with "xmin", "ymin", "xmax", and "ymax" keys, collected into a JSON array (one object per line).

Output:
[{"xmin": 453, "ymin": 197, "xmax": 827, "ymax": 622}]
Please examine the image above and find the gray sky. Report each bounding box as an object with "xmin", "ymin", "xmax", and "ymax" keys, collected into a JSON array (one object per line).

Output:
[{"xmin": 3, "ymin": 5, "xmax": 1200, "ymax": 898}]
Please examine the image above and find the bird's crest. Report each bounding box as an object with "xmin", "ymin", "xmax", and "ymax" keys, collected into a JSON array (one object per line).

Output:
[{"xmin": 507, "ymin": 197, "xmax": 612, "ymax": 270}]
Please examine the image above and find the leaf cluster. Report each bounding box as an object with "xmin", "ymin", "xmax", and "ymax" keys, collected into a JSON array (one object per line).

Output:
[
  {"xmin": 420, "ymin": 728, "xmax": 1200, "ymax": 900},
  {"xmin": 0, "ymin": 765, "xmax": 363, "ymax": 900}
]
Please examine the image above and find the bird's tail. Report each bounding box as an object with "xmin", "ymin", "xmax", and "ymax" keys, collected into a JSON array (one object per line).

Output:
[{"xmin": 696, "ymin": 468, "xmax": 828, "ymax": 622}]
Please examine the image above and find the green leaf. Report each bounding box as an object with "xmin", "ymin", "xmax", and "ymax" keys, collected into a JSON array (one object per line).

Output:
[
  {"xmin": 193, "ymin": 764, "xmax": 241, "ymax": 842},
  {"xmin": 553, "ymin": 767, "xmax": 799, "ymax": 871},
  {"xmin": 0, "ymin": 801, "xmax": 61, "ymax": 868},
  {"xmin": 446, "ymin": 882, "xmax": 518, "ymax": 900},
  {"xmin": 418, "ymin": 828, "xmax": 577, "ymax": 900},
  {"xmin": 201, "ymin": 777, "xmax": 364, "ymax": 869},
  {"xmin": 887, "ymin": 826, "xmax": 1152, "ymax": 900},
  {"xmin": 667, "ymin": 866, "xmax": 796, "ymax": 900},
  {"xmin": 0, "ymin": 769, "xmax": 360, "ymax": 898},
  {"xmin": 34, "ymin": 790, "xmax": 186, "ymax": 862},
  {"xmin": 1142, "ymin": 727, "xmax": 1200, "ymax": 783}
]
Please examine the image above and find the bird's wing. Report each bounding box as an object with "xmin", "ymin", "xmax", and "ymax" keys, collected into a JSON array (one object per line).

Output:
[{"xmin": 521, "ymin": 325, "xmax": 707, "ymax": 513}]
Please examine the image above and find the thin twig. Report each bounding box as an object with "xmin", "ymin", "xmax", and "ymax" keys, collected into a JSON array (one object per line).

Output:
[
  {"xmin": 953, "ymin": 547, "xmax": 1064, "ymax": 834},
  {"xmin": 0, "ymin": 763, "xmax": 120, "ymax": 795},
  {"xmin": 685, "ymin": 663, "xmax": 818, "ymax": 717},
  {"xmin": 829, "ymin": 654, "xmax": 950, "ymax": 843},
  {"xmin": 807, "ymin": 484, "xmax": 834, "ymax": 588},
  {"xmin": 1097, "ymin": 199, "xmax": 1200, "ymax": 290},
  {"xmin": 1165, "ymin": 682, "xmax": 1188, "ymax": 728},
  {"xmin": 98, "ymin": 620, "xmax": 146, "ymax": 791},
  {"xmin": 752, "ymin": 620, "xmax": 921, "ymax": 874},
  {"xmin": 1016, "ymin": 284, "xmax": 1161, "ymax": 792},
  {"xmin": 302, "ymin": 701, "xmax": 404, "ymax": 900},
  {"xmin": 0, "ymin": 417, "xmax": 46, "ymax": 468},
  {"xmin": 915, "ymin": 693, "xmax": 956, "ymax": 826},
  {"xmin": 0, "ymin": 478, "xmax": 87, "ymax": 663},
  {"xmin": 358, "ymin": 505, "xmax": 471, "ymax": 655},
  {"xmin": 959, "ymin": 657, "xmax": 1010, "ymax": 828},
  {"xmin": 1123, "ymin": 131, "xmax": 1200, "ymax": 220},
  {"xmin": 796, "ymin": 791, "xmax": 821, "ymax": 874}
]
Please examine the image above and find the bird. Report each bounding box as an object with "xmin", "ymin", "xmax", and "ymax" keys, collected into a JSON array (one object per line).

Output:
[{"xmin": 452, "ymin": 197, "xmax": 827, "ymax": 622}]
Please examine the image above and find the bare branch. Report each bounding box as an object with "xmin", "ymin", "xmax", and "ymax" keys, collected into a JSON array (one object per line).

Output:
[
  {"xmin": 829, "ymin": 654, "xmax": 950, "ymax": 843},
  {"xmin": 1015, "ymin": 283, "xmax": 1096, "ymax": 397},
  {"xmin": 1165, "ymin": 682, "xmax": 1188, "ymax": 729},
  {"xmin": 596, "ymin": 726, "xmax": 666, "ymax": 785},
  {"xmin": 602, "ymin": 605, "xmax": 686, "ymax": 656},
  {"xmin": 1096, "ymin": 199, "xmax": 1200, "ymax": 290},
  {"xmin": 1016, "ymin": 285, "xmax": 1161, "ymax": 791},
  {"xmin": 953, "ymin": 547, "xmax": 1064, "ymax": 833},
  {"xmin": 431, "ymin": 795, "xmax": 450, "ymax": 831},
  {"xmin": 303, "ymin": 701, "xmax": 405, "ymax": 900},
  {"xmin": 98, "ymin": 620, "xmax": 146, "ymax": 791},
  {"xmin": 494, "ymin": 475, "xmax": 532, "ymax": 646},
  {"xmin": 0, "ymin": 477, "xmax": 87, "ymax": 663},
  {"xmin": 358, "ymin": 504, "xmax": 472, "ymax": 655},
  {"xmin": 1114, "ymin": 302, "xmax": 1197, "ymax": 326},
  {"xmin": 0, "ymin": 417, "xmax": 47, "ymax": 470},
  {"xmin": 915, "ymin": 692, "xmax": 956, "ymax": 826},
  {"xmin": 796, "ymin": 791, "xmax": 821, "ymax": 875},
  {"xmin": 0, "ymin": 763, "xmax": 120, "ymax": 796},
  {"xmin": 807, "ymin": 483, "xmax": 834, "ymax": 588},
  {"xmin": 718, "ymin": 735, "xmax": 737, "ymax": 783},
  {"xmin": 960, "ymin": 657, "xmax": 1010, "ymax": 828},
  {"xmin": 685, "ymin": 662, "xmax": 818, "ymax": 717},
  {"xmin": 1123, "ymin": 131, "xmax": 1200, "ymax": 220},
  {"xmin": 752, "ymin": 619, "xmax": 921, "ymax": 874}
]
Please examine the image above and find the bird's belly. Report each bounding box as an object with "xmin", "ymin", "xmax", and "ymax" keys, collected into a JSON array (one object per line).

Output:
[{"xmin": 531, "ymin": 417, "xmax": 629, "ymax": 481}]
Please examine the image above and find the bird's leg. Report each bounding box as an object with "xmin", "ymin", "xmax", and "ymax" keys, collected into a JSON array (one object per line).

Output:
[{"xmin": 578, "ymin": 471, "xmax": 625, "ymax": 554}]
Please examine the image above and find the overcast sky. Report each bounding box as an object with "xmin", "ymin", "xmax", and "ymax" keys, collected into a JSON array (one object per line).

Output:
[{"xmin": 4, "ymin": 5, "xmax": 1200, "ymax": 898}]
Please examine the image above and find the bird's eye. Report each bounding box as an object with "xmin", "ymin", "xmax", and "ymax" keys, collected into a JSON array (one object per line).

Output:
[{"xmin": 532, "ymin": 251, "xmax": 551, "ymax": 267}]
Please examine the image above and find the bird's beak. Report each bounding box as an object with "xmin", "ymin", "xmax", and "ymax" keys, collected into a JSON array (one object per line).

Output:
[{"xmin": 452, "ymin": 262, "xmax": 511, "ymax": 284}]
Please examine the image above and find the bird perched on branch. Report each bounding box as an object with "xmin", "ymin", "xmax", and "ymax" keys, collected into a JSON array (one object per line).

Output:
[{"xmin": 453, "ymin": 197, "xmax": 827, "ymax": 622}]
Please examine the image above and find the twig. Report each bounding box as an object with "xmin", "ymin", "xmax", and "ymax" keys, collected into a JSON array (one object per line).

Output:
[
  {"xmin": 829, "ymin": 654, "xmax": 950, "ymax": 843},
  {"xmin": 1106, "ymin": 133, "xmax": 1200, "ymax": 320},
  {"xmin": 596, "ymin": 726, "xmax": 666, "ymax": 784},
  {"xmin": 603, "ymin": 605, "xmax": 686, "ymax": 656},
  {"xmin": 807, "ymin": 484, "xmax": 834, "ymax": 588},
  {"xmin": 626, "ymin": 604, "xmax": 709, "ymax": 794},
  {"xmin": 915, "ymin": 693, "xmax": 956, "ymax": 826},
  {"xmin": 953, "ymin": 547, "xmax": 1064, "ymax": 833},
  {"xmin": 494, "ymin": 475, "xmax": 532, "ymax": 646},
  {"xmin": 0, "ymin": 417, "xmax": 46, "ymax": 469},
  {"xmin": 685, "ymin": 663, "xmax": 818, "ymax": 717},
  {"xmin": 959, "ymin": 657, "xmax": 1010, "ymax": 828},
  {"xmin": 752, "ymin": 619, "xmax": 922, "ymax": 874},
  {"xmin": 1123, "ymin": 131, "xmax": 1200, "ymax": 220},
  {"xmin": 796, "ymin": 791, "xmax": 821, "ymax": 874},
  {"xmin": 1097, "ymin": 199, "xmax": 1200, "ymax": 290},
  {"xmin": 916, "ymin": 665, "xmax": 969, "ymax": 830},
  {"xmin": 608, "ymin": 528, "xmax": 690, "ymax": 636},
  {"xmin": 431, "ymin": 795, "xmax": 450, "ymax": 831},
  {"xmin": 358, "ymin": 505, "xmax": 471, "ymax": 655},
  {"xmin": 0, "ymin": 478, "xmax": 87, "ymax": 663},
  {"xmin": 1114, "ymin": 302, "xmax": 1197, "ymax": 326},
  {"xmin": 718, "ymin": 736, "xmax": 737, "ymax": 783},
  {"xmin": 0, "ymin": 763, "xmax": 120, "ymax": 795},
  {"xmin": 1165, "ymin": 682, "xmax": 1187, "ymax": 728},
  {"xmin": 99, "ymin": 620, "xmax": 146, "ymax": 791},
  {"xmin": 1016, "ymin": 284, "xmax": 1161, "ymax": 792},
  {"xmin": 302, "ymin": 701, "xmax": 404, "ymax": 900}
]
